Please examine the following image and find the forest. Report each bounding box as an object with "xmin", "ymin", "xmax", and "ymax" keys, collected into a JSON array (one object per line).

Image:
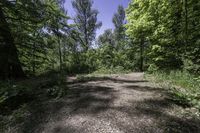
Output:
[{"xmin": 0, "ymin": 0, "xmax": 200, "ymax": 132}]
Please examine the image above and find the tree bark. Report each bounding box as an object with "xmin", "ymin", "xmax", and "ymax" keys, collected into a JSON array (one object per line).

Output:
[
  {"xmin": 58, "ymin": 36, "xmax": 62, "ymax": 72},
  {"xmin": 184, "ymin": 0, "xmax": 188, "ymax": 50},
  {"xmin": 84, "ymin": 9, "xmax": 89, "ymax": 52},
  {"xmin": 140, "ymin": 37, "xmax": 144, "ymax": 72},
  {"xmin": 0, "ymin": 7, "xmax": 25, "ymax": 79}
]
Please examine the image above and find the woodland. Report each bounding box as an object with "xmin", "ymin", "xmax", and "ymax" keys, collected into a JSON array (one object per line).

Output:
[{"xmin": 0, "ymin": 0, "xmax": 200, "ymax": 132}]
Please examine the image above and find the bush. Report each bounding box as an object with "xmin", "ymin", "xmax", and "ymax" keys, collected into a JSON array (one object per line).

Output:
[
  {"xmin": 39, "ymin": 73, "xmax": 68, "ymax": 98},
  {"xmin": 147, "ymin": 64, "xmax": 159, "ymax": 73},
  {"xmin": 147, "ymin": 71, "xmax": 200, "ymax": 110},
  {"xmin": 0, "ymin": 82, "xmax": 30, "ymax": 104},
  {"xmin": 0, "ymin": 81, "xmax": 33, "ymax": 115},
  {"xmin": 92, "ymin": 66, "xmax": 131, "ymax": 74}
]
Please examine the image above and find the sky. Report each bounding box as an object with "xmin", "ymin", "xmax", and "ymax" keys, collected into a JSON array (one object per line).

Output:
[{"xmin": 64, "ymin": 0, "xmax": 130, "ymax": 37}]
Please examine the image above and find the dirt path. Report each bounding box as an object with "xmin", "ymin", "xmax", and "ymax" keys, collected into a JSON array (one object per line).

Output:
[{"xmin": 18, "ymin": 73, "xmax": 200, "ymax": 133}]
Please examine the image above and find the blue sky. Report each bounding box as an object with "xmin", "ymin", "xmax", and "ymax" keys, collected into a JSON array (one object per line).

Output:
[{"xmin": 64, "ymin": 0, "xmax": 130, "ymax": 37}]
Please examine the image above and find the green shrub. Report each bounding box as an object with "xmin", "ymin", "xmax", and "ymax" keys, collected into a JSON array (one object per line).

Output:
[
  {"xmin": 0, "ymin": 104, "xmax": 30, "ymax": 132},
  {"xmin": 93, "ymin": 66, "xmax": 131, "ymax": 74},
  {"xmin": 147, "ymin": 64, "xmax": 159, "ymax": 73},
  {"xmin": 40, "ymin": 74, "xmax": 68, "ymax": 98},
  {"xmin": 147, "ymin": 71, "xmax": 200, "ymax": 110},
  {"xmin": 0, "ymin": 82, "xmax": 31, "ymax": 106}
]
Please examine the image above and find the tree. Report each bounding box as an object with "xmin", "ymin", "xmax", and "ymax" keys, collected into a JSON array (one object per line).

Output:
[
  {"xmin": 126, "ymin": 0, "xmax": 153, "ymax": 71},
  {"xmin": 0, "ymin": 0, "xmax": 72, "ymax": 79},
  {"xmin": 47, "ymin": 0, "xmax": 69, "ymax": 72},
  {"xmin": 112, "ymin": 5, "xmax": 126, "ymax": 44},
  {"xmin": 126, "ymin": 0, "xmax": 200, "ymax": 73},
  {"xmin": 0, "ymin": 0, "xmax": 48, "ymax": 79},
  {"xmin": 72, "ymin": 0, "xmax": 102, "ymax": 51},
  {"xmin": 97, "ymin": 29, "xmax": 115, "ymax": 47},
  {"xmin": 0, "ymin": 5, "xmax": 25, "ymax": 79}
]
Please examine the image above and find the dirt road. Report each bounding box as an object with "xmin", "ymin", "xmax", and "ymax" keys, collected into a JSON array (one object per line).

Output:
[{"xmin": 18, "ymin": 73, "xmax": 200, "ymax": 133}]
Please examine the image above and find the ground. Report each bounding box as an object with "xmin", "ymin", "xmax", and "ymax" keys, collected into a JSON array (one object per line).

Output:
[{"xmin": 12, "ymin": 73, "xmax": 200, "ymax": 133}]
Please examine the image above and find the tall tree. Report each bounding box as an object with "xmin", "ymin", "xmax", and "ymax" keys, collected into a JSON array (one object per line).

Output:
[
  {"xmin": 126, "ymin": 0, "xmax": 200, "ymax": 73},
  {"xmin": 126, "ymin": 0, "xmax": 153, "ymax": 71},
  {"xmin": 72, "ymin": 0, "xmax": 102, "ymax": 51},
  {"xmin": 97, "ymin": 29, "xmax": 115, "ymax": 47},
  {"xmin": 112, "ymin": 5, "xmax": 126, "ymax": 43},
  {"xmin": 0, "ymin": 5, "xmax": 25, "ymax": 79},
  {"xmin": 0, "ymin": 0, "xmax": 47, "ymax": 78},
  {"xmin": 47, "ymin": 0, "xmax": 69, "ymax": 72},
  {"xmin": 0, "ymin": 0, "xmax": 72, "ymax": 78}
]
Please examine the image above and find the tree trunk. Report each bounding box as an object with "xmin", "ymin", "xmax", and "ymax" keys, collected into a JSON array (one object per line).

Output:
[
  {"xmin": 58, "ymin": 36, "xmax": 62, "ymax": 72},
  {"xmin": 0, "ymin": 7, "xmax": 25, "ymax": 79},
  {"xmin": 184, "ymin": 0, "xmax": 188, "ymax": 50},
  {"xmin": 140, "ymin": 37, "xmax": 144, "ymax": 72},
  {"xmin": 84, "ymin": 10, "xmax": 89, "ymax": 52},
  {"xmin": 32, "ymin": 32, "xmax": 36, "ymax": 75}
]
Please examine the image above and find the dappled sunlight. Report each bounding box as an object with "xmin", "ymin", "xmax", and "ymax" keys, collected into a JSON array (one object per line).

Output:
[
  {"xmin": 1, "ymin": 0, "xmax": 200, "ymax": 132},
  {"xmin": 17, "ymin": 73, "xmax": 200, "ymax": 133}
]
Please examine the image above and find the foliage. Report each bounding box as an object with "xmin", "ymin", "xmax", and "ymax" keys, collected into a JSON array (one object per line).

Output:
[
  {"xmin": 147, "ymin": 71, "xmax": 200, "ymax": 110},
  {"xmin": 0, "ymin": 81, "xmax": 31, "ymax": 108},
  {"xmin": 0, "ymin": 104, "xmax": 30, "ymax": 133},
  {"xmin": 95, "ymin": 5, "xmax": 134, "ymax": 72},
  {"xmin": 92, "ymin": 66, "xmax": 131, "ymax": 75},
  {"xmin": 0, "ymin": 0, "xmax": 72, "ymax": 78},
  {"xmin": 113, "ymin": 5, "xmax": 126, "ymax": 45},
  {"xmin": 126, "ymin": 0, "xmax": 200, "ymax": 73},
  {"xmin": 1, "ymin": 0, "xmax": 200, "ymax": 131},
  {"xmin": 72, "ymin": 0, "xmax": 102, "ymax": 51}
]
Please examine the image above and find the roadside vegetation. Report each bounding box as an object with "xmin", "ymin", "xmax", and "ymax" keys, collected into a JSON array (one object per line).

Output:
[{"xmin": 146, "ymin": 71, "xmax": 200, "ymax": 112}]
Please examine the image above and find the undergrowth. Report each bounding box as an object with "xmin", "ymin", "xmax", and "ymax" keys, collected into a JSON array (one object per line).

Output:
[
  {"xmin": 0, "ymin": 72, "xmax": 68, "ymax": 132},
  {"xmin": 92, "ymin": 66, "xmax": 131, "ymax": 75},
  {"xmin": 146, "ymin": 71, "xmax": 200, "ymax": 112},
  {"xmin": 75, "ymin": 66, "xmax": 131, "ymax": 82}
]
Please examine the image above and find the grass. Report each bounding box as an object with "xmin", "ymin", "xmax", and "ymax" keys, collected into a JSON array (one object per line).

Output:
[
  {"xmin": 75, "ymin": 66, "xmax": 132, "ymax": 82},
  {"xmin": 0, "ymin": 71, "xmax": 69, "ymax": 132},
  {"xmin": 146, "ymin": 71, "xmax": 200, "ymax": 112},
  {"xmin": 92, "ymin": 66, "xmax": 131, "ymax": 75},
  {"xmin": 0, "ymin": 81, "xmax": 33, "ymax": 132}
]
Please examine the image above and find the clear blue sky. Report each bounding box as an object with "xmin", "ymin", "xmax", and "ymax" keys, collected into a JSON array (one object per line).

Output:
[{"xmin": 64, "ymin": 0, "xmax": 130, "ymax": 37}]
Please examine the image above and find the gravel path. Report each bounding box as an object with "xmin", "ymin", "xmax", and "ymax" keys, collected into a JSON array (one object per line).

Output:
[{"xmin": 19, "ymin": 73, "xmax": 200, "ymax": 133}]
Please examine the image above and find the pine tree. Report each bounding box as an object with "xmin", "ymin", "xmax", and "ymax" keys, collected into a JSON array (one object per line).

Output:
[
  {"xmin": 0, "ymin": 5, "xmax": 25, "ymax": 79},
  {"xmin": 72, "ymin": 0, "xmax": 102, "ymax": 51},
  {"xmin": 113, "ymin": 5, "xmax": 126, "ymax": 44}
]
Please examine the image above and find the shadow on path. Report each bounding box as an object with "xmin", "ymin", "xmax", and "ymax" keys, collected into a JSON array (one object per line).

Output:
[
  {"xmin": 19, "ymin": 75, "xmax": 200, "ymax": 133},
  {"xmin": 68, "ymin": 76, "xmax": 148, "ymax": 84},
  {"xmin": 21, "ymin": 84, "xmax": 116, "ymax": 133}
]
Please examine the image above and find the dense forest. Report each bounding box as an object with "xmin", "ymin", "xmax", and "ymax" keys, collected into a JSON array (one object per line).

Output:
[
  {"xmin": 1, "ymin": 0, "xmax": 200, "ymax": 78},
  {"xmin": 0, "ymin": 0, "xmax": 200, "ymax": 132}
]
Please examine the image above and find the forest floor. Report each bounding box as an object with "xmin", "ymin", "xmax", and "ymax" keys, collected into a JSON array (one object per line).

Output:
[{"xmin": 9, "ymin": 73, "xmax": 200, "ymax": 133}]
